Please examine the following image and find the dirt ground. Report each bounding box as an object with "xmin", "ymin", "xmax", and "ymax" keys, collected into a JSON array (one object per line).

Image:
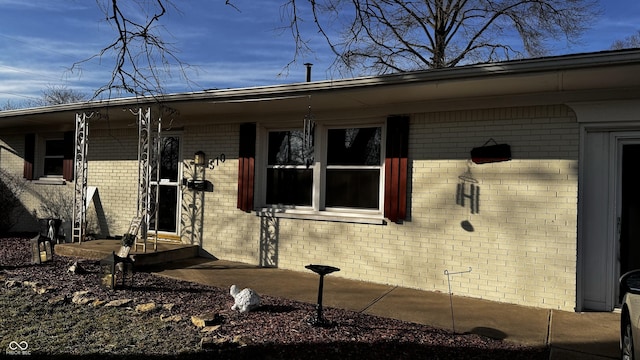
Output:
[{"xmin": 0, "ymin": 235, "xmax": 549, "ymax": 359}]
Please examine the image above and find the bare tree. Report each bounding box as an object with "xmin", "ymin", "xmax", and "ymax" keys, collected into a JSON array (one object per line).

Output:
[
  {"xmin": 283, "ymin": 0, "xmax": 601, "ymax": 75},
  {"xmin": 612, "ymin": 30, "xmax": 640, "ymax": 50},
  {"xmin": 0, "ymin": 100, "xmax": 20, "ymax": 111},
  {"xmin": 34, "ymin": 85, "xmax": 87, "ymax": 106},
  {"xmin": 0, "ymin": 85, "xmax": 86, "ymax": 111},
  {"xmin": 67, "ymin": 0, "xmax": 598, "ymax": 97},
  {"xmin": 72, "ymin": 0, "xmax": 178, "ymax": 98},
  {"xmin": 73, "ymin": 0, "xmax": 238, "ymax": 99}
]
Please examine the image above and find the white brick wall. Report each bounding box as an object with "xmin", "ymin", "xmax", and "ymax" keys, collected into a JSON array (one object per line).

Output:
[
  {"xmin": 1, "ymin": 104, "xmax": 579, "ymax": 310},
  {"xmin": 86, "ymin": 128, "xmax": 140, "ymax": 236},
  {"xmin": 210, "ymin": 105, "xmax": 579, "ymax": 310},
  {"xmin": 0, "ymin": 135, "xmax": 24, "ymax": 177}
]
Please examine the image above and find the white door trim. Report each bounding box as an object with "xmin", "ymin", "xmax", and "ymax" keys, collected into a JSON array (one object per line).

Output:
[{"xmin": 578, "ymin": 125, "xmax": 640, "ymax": 311}]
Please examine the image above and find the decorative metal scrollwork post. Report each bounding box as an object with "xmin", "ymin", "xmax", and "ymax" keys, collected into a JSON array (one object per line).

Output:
[
  {"xmin": 135, "ymin": 107, "xmax": 152, "ymax": 252},
  {"xmin": 151, "ymin": 114, "xmax": 161, "ymax": 251},
  {"xmin": 72, "ymin": 112, "xmax": 92, "ymax": 243},
  {"xmin": 133, "ymin": 107, "xmax": 162, "ymax": 252}
]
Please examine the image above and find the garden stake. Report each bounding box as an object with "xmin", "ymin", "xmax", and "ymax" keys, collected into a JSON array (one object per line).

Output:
[{"xmin": 444, "ymin": 267, "xmax": 472, "ymax": 333}]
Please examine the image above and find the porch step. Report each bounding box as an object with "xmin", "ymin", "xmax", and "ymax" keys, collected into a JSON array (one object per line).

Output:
[{"xmin": 55, "ymin": 239, "xmax": 199, "ymax": 267}]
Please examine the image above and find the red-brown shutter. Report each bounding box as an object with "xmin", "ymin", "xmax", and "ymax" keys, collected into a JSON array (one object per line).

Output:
[
  {"xmin": 384, "ymin": 116, "xmax": 409, "ymax": 223},
  {"xmin": 23, "ymin": 133, "xmax": 35, "ymax": 180},
  {"xmin": 237, "ymin": 123, "xmax": 256, "ymax": 212},
  {"xmin": 63, "ymin": 131, "xmax": 74, "ymax": 181}
]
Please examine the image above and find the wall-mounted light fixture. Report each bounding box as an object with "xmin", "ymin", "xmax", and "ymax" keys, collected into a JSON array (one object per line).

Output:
[
  {"xmin": 194, "ymin": 151, "xmax": 206, "ymax": 166},
  {"xmin": 184, "ymin": 150, "xmax": 207, "ymax": 191}
]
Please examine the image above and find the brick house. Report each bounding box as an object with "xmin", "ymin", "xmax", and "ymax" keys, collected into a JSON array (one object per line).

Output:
[{"xmin": 2, "ymin": 49, "xmax": 640, "ymax": 312}]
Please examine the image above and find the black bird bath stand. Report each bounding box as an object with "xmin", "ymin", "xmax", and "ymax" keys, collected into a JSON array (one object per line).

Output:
[{"xmin": 305, "ymin": 264, "xmax": 340, "ymax": 327}]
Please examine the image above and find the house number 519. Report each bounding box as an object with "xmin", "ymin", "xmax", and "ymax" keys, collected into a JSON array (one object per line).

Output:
[{"xmin": 208, "ymin": 154, "xmax": 226, "ymax": 170}]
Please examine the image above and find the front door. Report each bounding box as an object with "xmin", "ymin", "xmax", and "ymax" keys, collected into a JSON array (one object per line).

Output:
[{"xmin": 150, "ymin": 135, "xmax": 181, "ymax": 238}]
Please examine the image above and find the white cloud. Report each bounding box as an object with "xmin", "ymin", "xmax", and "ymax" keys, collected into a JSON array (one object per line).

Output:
[{"xmin": 0, "ymin": 0, "xmax": 88, "ymax": 12}]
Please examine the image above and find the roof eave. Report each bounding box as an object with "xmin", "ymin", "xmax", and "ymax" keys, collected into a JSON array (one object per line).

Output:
[{"xmin": 0, "ymin": 48, "xmax": 639, "ymax": 120}]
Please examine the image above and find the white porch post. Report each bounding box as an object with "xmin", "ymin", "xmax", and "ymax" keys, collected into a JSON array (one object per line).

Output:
[
  {"xmin": 72, "ymin": 113, "xmax": 89, "ymax": 243},
  {"xmin": 135, "ymin": 107, "xmax": 160, "ymax": 252}
]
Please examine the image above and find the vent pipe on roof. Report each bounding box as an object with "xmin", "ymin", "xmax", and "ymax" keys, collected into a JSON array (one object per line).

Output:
[{"xmin": 304, "ymin": 63, "xmax": 313, "ymax": 82}]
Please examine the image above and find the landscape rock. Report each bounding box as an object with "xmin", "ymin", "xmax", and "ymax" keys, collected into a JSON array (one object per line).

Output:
[
  {"xmin": 199, "ymin": 336, "xmax": 229, "ymax": 350},
  {"xmin": 136, "ymin": 302, "xmax": 157, "ymax": 313},
  {"xmin": 191, "ymin": 312, "xmax": 223, "ymax": 328},
  {"xmin": 33, "ymin": 286, "xmax": 53, "ymax": 295},
  {"xmin": 5, "ymin": 280, "xmax": 20, "ymax": 288},
  {"xmin": 91, "ymin": 299, "xmax": 107, "ymax": 307},
  {"xmin": 160, "ymin": 314, "xmax": 183, "ymax": 323},
  {"xmin": 233, "ymin": 335, "xmax": 252, "ymax": 347},
  {"xmin": 48, "ymin": 295, "xmax": 67, "ymax": 305},
  {"xmin": 105, "ymin": 299, "xmax": 133, "ymax": 308},
  {"xmin": 200, "ymin": 335, "xmax": 251, "ymax": 350},
  {"xmin": 72, "ymin": 290, "xmax": 96, "ymax": 305},
  {"xmin": 200, "ymin": 325, "xmax": 221, "ymax": 333},
  {"xmin": 73, "ymin": 296, "xmax": 94, "ymax": 305},
  {"xmin": 72, "ymin": 290, "xmax": 89, "ymax": 298},
  {"xmin": 23, "ymin": 281, "xmax": 39, "ymax": 288}
]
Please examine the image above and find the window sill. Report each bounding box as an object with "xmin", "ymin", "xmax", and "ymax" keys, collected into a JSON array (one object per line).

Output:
[
  {"xmin": 255, "ymin": 208, "xmax": 386, "ymax": 225},
  {"xmin": 33, "ymin": 178, "xmax": 66, "ymax": 185}
]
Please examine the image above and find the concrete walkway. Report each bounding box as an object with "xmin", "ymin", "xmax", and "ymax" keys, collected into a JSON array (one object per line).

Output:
[{"xmin": 149, "ymin": 258, "xmax": 620, "ymax": 360}]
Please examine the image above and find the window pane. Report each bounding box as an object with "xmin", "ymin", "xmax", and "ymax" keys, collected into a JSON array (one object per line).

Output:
[
  {"xmin": 268, "ymin": 131, "xmax": 307, "ymax": 165},
  {"xmin": 149, "ymin": 185, "xmax": 178, "ymax": 232},
  {"xmin": 154, "ymin": 137, "xmax": 180, "ymax": 181},
  {"xmin": 266, "ymin": 168, "xmax": 312, "ymax": 206},
  {"xmin": 327, "ymin": 127, "xmax": 381, "ymax": 165},
  {"xmin": 44, "ymin": 158, "xmax": 63, "ymax": 176},
  {"xmin": 325, "ymin": 169, "xmax": 380, "ymax": 209},
  {"xmin": 45, "ymin": 139, "xmax": 66, "ymax": 157}
]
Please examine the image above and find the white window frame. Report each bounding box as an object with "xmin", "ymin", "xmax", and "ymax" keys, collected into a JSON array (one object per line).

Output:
[
  {"xmin": 32, "ymin": 133, "xmax": 67, "ymax": 184},
  {"xmin": 257, "ymin": 119, "xmax": 386, "ymax": 224},
  {"xmin": 264, "ymin": 128, "xmax": 315, "ymax": 210}
]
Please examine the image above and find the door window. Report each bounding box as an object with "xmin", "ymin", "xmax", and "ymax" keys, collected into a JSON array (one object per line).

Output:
[{"xmin": 149, "ymin": 136, "xmax": 181, "ymax": 233}]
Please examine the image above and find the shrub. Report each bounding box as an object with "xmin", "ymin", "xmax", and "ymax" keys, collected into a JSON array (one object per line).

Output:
[{"xmin": 0, "ymin": 169, "xmax": 28, "ymax": 233}]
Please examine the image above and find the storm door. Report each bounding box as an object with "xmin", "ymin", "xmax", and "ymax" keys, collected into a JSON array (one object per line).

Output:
[{"xmin": 149, "ymin": 136, "xmax": 181, "ymax": 236}]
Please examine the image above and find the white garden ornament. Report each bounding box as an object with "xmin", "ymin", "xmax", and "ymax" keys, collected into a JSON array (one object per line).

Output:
[{"xmin": 230, "ymin": 285, "xmax": 261, "ymax": 313}]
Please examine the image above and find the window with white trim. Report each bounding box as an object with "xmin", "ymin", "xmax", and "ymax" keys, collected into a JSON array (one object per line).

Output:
[
  {"xmin": 43, "ymin": 138, "xmax": 65, "ymax": 177},
  {"xmin": 23, "ymin": 132, "xmax": 74, "ymax": 182},
  {"xmin": 238, "ymin": 116, "xmax": 407, "ymax": 222},
  {"xmin": 325, "ymin": 127, "xmax": 382, "ymax": 209},
  {"xmin": 266, "ymin": 130, "xmax": 312, "ymax": 206},
  {"xmin": 263, "ymin": 123, "xmax": 384, "ymax": 214}
]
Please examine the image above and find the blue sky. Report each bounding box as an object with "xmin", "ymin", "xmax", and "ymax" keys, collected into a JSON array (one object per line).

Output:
[{"xmin": 0, "ymin": 0, "xmax": 638, "ymax": 105}]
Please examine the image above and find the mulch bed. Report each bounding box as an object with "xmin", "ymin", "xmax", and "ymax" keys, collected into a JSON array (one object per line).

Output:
[{"xmin": 0, "ymin": 234, "xmax": 549, "ymax": 359}]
